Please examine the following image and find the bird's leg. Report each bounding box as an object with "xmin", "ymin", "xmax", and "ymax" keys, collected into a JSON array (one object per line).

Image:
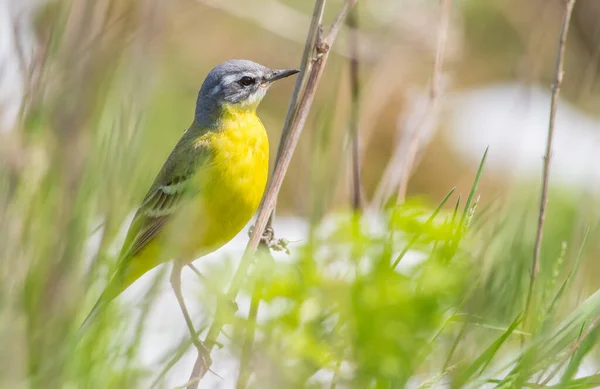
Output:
[{"xmin": 170, "ymin": 262, "xmax": 211, "ymax": 366}]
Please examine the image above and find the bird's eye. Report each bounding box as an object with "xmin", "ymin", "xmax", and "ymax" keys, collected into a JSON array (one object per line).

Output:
[{"xmin": 239, "ymin": 76, "xmax": 255, "ymax": 87}]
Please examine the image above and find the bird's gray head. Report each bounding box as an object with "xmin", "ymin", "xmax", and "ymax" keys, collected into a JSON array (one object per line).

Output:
[{"xmin": 195, "ymin": 59, "xmax": 299, "ymax": 123}]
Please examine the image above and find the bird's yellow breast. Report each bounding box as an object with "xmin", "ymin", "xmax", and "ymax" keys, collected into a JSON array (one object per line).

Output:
[{"xmin": 183, "ymin": 107, "xmax": 269, "ymax": 258}]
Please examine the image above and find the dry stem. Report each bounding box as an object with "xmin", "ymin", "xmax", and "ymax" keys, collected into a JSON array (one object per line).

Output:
[
  {"xmin": 234, "ymin": 247, "xmax": 268, "ymax": 389},
  {"xmin": 348, "ymin": 6, "xmax": 362, "ymax": 210},
  {"xmin": 182, "ymin": 1, "xmax": 358, "ymax": 387},
  {"xmin": 395, "ymin": 0, "xmax": 452, "ymax": 204},
  {"xmin": 371, "ymin": 0, "xmax": 452, "ymax": 208},
  {"xmin": 525, "ymin": 0, "xmax": 577, "ymax": 328},
  {"xmin": 195, "ymin": 0, "xmax": 377, "ymax": 61}
]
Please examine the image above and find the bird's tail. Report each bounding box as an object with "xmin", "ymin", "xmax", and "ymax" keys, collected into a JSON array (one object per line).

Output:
[
  {"xmin": 77, "ymin": 277, "xmax": 122, "ymax": 335},
  {"xmin": 78, "ymin": 295, "xmax": 106, "ymax": 334},
  {"xmin": 78, "ymin": 255, "xmax": 149, "ymax": 334}
]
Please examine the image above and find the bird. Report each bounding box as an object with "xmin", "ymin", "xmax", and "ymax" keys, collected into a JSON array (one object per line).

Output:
[{"xmin": 80, "ymin": 59, "xmax": 299, "ymax": 359}]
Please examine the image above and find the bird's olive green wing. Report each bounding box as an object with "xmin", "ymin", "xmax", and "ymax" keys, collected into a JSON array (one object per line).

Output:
[{"xmin": 117, "ymin": 130, "xmax": 210, "ymax": 262}]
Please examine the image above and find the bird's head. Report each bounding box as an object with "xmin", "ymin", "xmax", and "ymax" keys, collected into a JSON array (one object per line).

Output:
[{"xmin": 196, "ymin": 59, "xmax": 299, "ymax": 120}]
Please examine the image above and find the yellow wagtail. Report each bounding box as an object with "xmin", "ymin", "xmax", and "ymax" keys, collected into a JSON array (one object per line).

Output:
[{"xmin": 81, "ymin": 59, "xmax": 298, "ymax": 356}]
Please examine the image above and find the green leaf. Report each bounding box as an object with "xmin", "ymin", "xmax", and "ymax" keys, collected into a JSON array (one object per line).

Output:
[
  {"xmin": 391, "ymin": 187, "xmax": 456, "ymax": 269},
  {"xmin": 559, "ymin": 321, "xmax": 600, "ymax": 386},
  {"xmin": 455, "ymin": 314, "xmax": 522, "ymax": 386},
  {"xmin": 459, "ymin": 147, "xmax": 488, "ymax": 230}
]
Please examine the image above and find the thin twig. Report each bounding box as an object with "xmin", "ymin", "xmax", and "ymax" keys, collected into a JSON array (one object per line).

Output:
[
  {"xmin": 347, "ymin": 5, "xmax": 362, "ymax": 210},
  {"xmin": 235, "ymin": 247, "xmax": 268, "ymax": 389},
  {"xmin": 370, "ymin": 0, "xmax": 452, "ymax": 208},
  {"xmin": 194, "ymin": 0, "xmax": 377, "ymax": 61},
  {"xmin": 264, "ymin": 0, "xmax": 328, "ymax": 231},
  {"xmin": 395, "ymin": 0, "xmax": 452, "ymax": 204},
  {"xmin": 235, "ymin": 286, "xmax": 261, "ymax": 389},
  {"xmin": 524, "ymin": 0, "xmax": 576, "ymax": 329},
  {"xmin": 183, "ymin": 1, "xmax": 358, "ymax": 386}
]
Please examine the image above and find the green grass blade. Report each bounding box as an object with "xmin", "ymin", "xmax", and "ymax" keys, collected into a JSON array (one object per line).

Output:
[
  {"xmin": 455, "ymin": 313, "xmax": 522, "ymax": 385},
  {"xmin": 483, "ymin": 287, "xmax": 600, "ymax": 388},
  {"xmin": 547, "ymin": 227, "xmax": 590, "ymax": 315},
  {"xmin": 451, "ymin": 195, "xmax": 461, "ymax": 226},
  {"xmin": 559, "ymin": 322, "xmax": 600, "ymax": 386},
  {"xmin": 391, "ymin": 187, "xmax": 456, "ymax": 269},
  {"xmin": 459, "ymin": 147, "xmax": 488, "ymax": 230}
]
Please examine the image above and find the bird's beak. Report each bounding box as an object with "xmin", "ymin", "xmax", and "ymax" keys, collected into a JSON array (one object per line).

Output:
[{"xmin": 266, "ymin": 69, "xmax": 300, "ymax": 83}]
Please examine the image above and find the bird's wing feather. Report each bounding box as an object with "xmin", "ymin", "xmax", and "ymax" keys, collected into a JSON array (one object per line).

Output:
[
  {"xmin": 78, "ymin": 130, "xmax": 210, "ymax": 329},
  {"xmin": 118, "ymin": 129, "xmax": 209, "ymax": 262}
]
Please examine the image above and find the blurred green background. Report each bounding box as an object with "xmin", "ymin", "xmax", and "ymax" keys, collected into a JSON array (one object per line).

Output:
[{"xmin": 2, "ymin": 0, "xmax": 600, "ymax": 388}]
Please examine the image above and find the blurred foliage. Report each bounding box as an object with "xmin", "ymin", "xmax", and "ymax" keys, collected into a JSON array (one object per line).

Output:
[{"xmin": 237, "ymin": 204, "xmax": 471, "ymax": 388}]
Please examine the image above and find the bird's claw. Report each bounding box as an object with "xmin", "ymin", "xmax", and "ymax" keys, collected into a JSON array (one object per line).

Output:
[
  {"xmin": 190, "ymin": 340, "xmax": 212, "ymax": 379},
  {"xmin": 260, "ymin": 226, "xmax": 274, "ymax": 245},
  {"xmin": 192, "ymin": 339, "xmax": 212, "ymax": 367},
  {"xmin": 248, "ymin": 225, "xmax": 290, "ymax": 254}
]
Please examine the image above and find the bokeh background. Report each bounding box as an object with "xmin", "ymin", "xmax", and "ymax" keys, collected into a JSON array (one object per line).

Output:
[
  {"xmin": 3, "ymin": 0, "xmax": 600, "ymax": 211},
  {"xmin": 3, "ymin": 0, "xmax": 600, "ymax": 388}
]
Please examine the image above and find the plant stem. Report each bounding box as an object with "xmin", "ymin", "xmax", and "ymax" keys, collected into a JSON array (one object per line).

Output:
[
  {"xmin": 347, "ymin": 5, "xmax": 362, "ymax": 210},
  {"xmin": 395, "ymin": 0, "xmax": 452, "ymax": 204},
  {"xmin": 525, "ymin": 0, "xmax": 577, "ymax": 329},
  {"xmin": 539, "ymin": 315, "xmax": 600, "ymax": 386},
  {"xmin": 183, "ymin": 1, "xmax": 358, "ymax": 386},
  {"xmin": 370, "ymin": 0, "xmax": 452, "ymax": 208},
  {"xmin": 235, "ymin": 247, "xmax": 268, "ymax": 389}
]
